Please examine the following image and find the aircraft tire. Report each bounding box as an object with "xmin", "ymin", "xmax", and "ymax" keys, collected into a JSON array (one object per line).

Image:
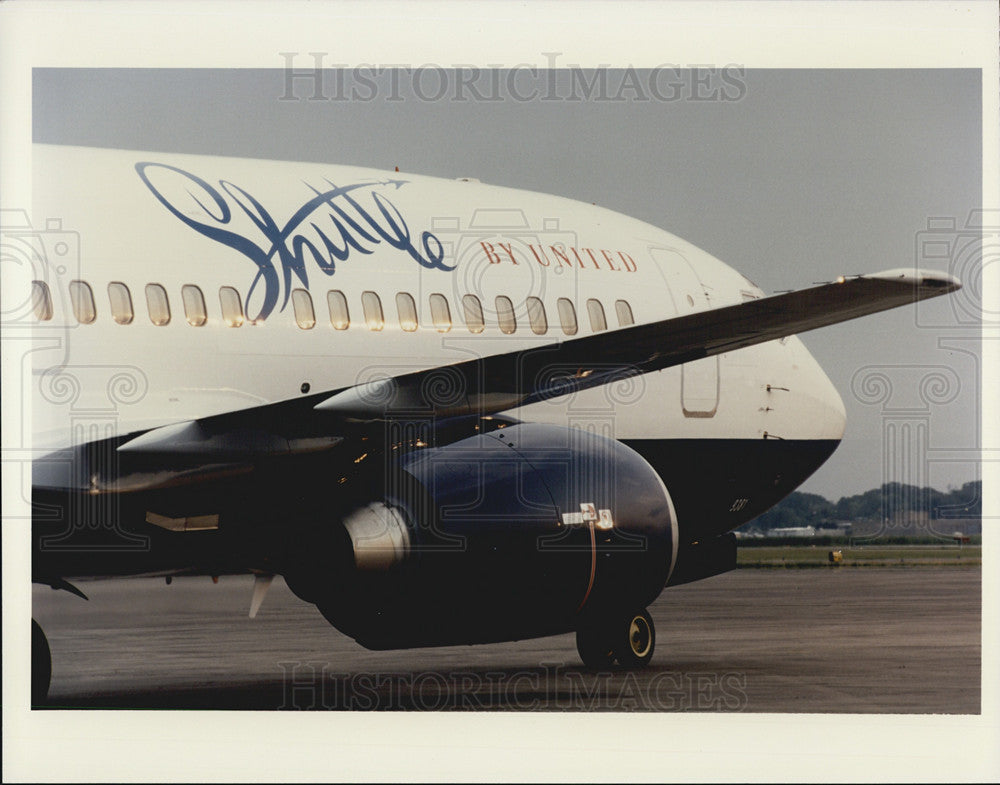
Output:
[
  {"xmin": 31, "ymin": 619, "xmax": 51, "ymax": 705},
  {"xmin": 576, "ymin": 609, "xmax": 656, "ymax": 669},
  {"xmin": 576, "ymin": 622, "xmax": 616, "ymax": 669}
]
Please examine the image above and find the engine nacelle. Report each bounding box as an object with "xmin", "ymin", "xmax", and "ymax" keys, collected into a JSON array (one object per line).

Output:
[{"xmin": 313, "ymin": 423, "xmax": 679, "ymax": 650}]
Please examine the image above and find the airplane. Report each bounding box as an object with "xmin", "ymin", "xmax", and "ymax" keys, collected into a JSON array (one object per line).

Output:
[{"xmin": 17, "ymin": 143, "xmax": 961, "ymax": 703}]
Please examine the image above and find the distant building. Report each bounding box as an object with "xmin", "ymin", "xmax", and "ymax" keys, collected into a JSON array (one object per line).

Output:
[
  {"xmin": 767, "ymin": 526, "xmax": 816, "ymax": 538},
  {"xmin": 816, "ymin": 522, "xmax": 852, "ymax": 536}
]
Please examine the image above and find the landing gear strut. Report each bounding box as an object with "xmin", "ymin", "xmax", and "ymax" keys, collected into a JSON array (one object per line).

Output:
[
  {"xmin": 576, "ymin": 608, "xmax": 655, "ymax": 669},
  {"xmin": 31, "ymin": 619, "xmax": 51, "ymax": 705}
]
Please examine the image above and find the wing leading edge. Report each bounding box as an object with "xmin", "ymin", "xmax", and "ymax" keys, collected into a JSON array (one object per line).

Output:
[{"xmin": 311, "ymin": 267, "xmax": 960, "ymax": 419}]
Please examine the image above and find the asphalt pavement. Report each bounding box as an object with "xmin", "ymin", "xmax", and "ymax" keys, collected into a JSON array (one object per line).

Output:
[{"xmin": 31, "ymin": 567, "xmax": 981, "ymax": 712}]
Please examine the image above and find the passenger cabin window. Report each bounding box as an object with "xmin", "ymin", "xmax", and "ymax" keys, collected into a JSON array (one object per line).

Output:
[
  {"xmin": 31, "ymin": 280, "xmax": 53, "ymax": 321},
  {"xmin": 615, "ymin": 300, "xmax": 634, "ymax": 327},
  {"xmin": 145, "ymin": 283, "xmax": 171, "ymax": 326},
  {"xmin": 69, "ymin": 280, "xmax": 96, "ymax": 324},
  {"xmin": 462, "ymin": 294, "xmax": 485, "ymax": 334},
  {"xmin": 361, "ymin": 291, "xmax": 384, "ymax": 331},
  {"xmin": 429, "ymin": 293, "xmax": 451, "ymax": 333},
  {"xmin": 219, "ymin": 286, "xmax": 244, "ymax": 327},
  {"xmin": 556, "ymin": 298, "xmax": 577, "ymax": 336},
  {"xmin": 327, "ymin": 290, "xmax": 350, "ymax": 329},
  {"xmin": 107, "ymin": 282, "xmax": 134, "ymax": 325},
  {"xmin": 526, "ymin": 296, "xmax": 547, "ymax": 335},
  {"xmin": 182, "ymin": 285, "xmax": 207, "ymax": 326},
  {"xmin": 395, "ymin": 292, "xmax": 418, "ymax": 332},
  {"xmin": 292, "ymin": 289, "xmax": 316, "ymax": 329},
  {"xmin": 586, "ymin": 298, "xmax": 607, "ymax": 332},
  {"xmin": 495, "ymin": 296, "xmax": 516, "ymax": 334}
]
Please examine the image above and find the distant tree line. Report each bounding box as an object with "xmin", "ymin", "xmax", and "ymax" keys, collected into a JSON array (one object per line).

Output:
[{"xmin": 744, "ymin": 481, "xmax": 982, "ymax": 531}]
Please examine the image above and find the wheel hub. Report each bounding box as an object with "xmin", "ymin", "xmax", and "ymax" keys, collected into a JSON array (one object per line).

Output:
[{"xmin": 628, "ymin": 615, "xmax": 652, "ymax": 657}]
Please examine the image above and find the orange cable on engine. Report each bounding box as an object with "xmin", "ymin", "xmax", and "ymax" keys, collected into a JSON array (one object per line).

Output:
[{"xmin": 576, "ymin": 520, "xmax": 597, "ymax": 613}]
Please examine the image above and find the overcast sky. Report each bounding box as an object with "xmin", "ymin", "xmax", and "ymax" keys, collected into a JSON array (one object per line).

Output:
[{"xmin": 32, "ymin": 66, "xmax": 982, "ymax": 500}]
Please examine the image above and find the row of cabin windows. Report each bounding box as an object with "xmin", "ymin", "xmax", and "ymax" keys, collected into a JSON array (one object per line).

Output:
[
  {"xmin": 309, "ymin": 290, "xmax": 635, "ymax": 335},
  {"xmin": 33, "ymin": 280, "xmax": 251, "ymax": 328},
  {"xmin": 31, "ymin": 280, "xmax": 635, "ymax": 335}
]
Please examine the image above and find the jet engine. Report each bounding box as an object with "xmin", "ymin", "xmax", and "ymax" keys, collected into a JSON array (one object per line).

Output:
[{"xmin": 298, "ymin": 423, "xmax": 679, "ymax": 661}]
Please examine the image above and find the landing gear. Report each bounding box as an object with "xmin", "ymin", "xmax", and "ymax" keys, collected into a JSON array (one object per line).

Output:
[
  {"xmin": 31, "ymin": 619, "xmax": 51, "ymax": 705},
  {"xmin": 576, "ymin": 608, "xmax": 655, "ymax": 669}
]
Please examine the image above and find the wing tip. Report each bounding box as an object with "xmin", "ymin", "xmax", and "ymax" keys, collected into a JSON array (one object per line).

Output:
[{"xmin": 866, "ymin": 268, "xmax": 962, "ymax": 292}]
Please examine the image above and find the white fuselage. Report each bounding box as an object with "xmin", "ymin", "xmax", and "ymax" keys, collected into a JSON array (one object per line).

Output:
[{"xmin": 24, "ymin": 145, "xmax": 846, "ymax": 450}]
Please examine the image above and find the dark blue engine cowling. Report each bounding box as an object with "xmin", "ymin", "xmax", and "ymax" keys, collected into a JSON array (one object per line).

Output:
[{"xmin": 317, "ymin": 423, "xmax": 678, "ymax": 650}]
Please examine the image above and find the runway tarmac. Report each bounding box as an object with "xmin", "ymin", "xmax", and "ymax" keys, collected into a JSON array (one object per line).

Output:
[{"xmin": 31, "ymin": 567, "xmax": 981, "ymax": 712}]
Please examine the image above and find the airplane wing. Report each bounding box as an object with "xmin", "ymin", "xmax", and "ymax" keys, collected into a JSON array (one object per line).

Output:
[{"xmin": 116, "ymin": 268, "xmax": 959, "ymax": 460}]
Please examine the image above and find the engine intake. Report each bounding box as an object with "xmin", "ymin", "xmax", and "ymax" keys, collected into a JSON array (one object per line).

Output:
[{"xmin": 342, "ymin": 502, "xmax": 411, "ymax": 572}]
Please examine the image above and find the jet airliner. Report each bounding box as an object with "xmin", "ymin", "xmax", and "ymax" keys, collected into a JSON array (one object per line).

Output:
[{"xmin": 18, "ymin": 144, "xmax": 961, "ymax": 702}]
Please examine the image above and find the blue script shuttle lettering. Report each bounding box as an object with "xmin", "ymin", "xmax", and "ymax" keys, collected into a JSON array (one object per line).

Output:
[{"xmin": 135, "ymin": 163, "xmax": 451, "ymax": 321}]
